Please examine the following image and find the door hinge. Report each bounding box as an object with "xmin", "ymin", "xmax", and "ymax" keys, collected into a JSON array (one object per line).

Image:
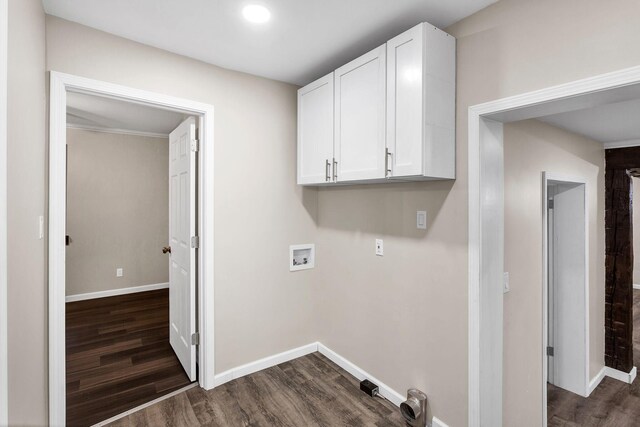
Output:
[
  {"xmin": 547, "ymin": 346, "xmax": 554, "ymax": 356},
  {"xmin": 191, "ymin": 139, "xmax": 199, "ymax": 152},
  {"xmin": 191, "ymin": 332, "xmax": 200, "ymax": 345},
  {"xmin": 191, "ymin": 236, "xmax": 200, "ymax": 248},
  {"xmin": 548, "ymin": 199, "xmax": 554, "ymax": 209}
]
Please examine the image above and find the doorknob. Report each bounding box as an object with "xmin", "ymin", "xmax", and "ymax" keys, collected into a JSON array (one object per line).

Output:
[{"xmin": 162, "ymin": 246, "xmax": 172, "ymax": 254}]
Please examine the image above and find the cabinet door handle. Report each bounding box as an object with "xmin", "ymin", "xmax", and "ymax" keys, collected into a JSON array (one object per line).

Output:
[
  {"xmin": 325, "ymin": 159, "xmax": 330, "ymax": 182},
  {"xmin": 333, "ymin": 158, "xmax": 338, "ymax": 182},
  {"xmin": 385, "ymin": 148, "xmax": 393, "ymax": 177}
]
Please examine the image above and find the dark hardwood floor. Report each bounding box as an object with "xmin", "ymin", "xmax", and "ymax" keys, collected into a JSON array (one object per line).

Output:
[
  {"xmin": 66, "ymin": 289, "xmax": 192, "ymax": 427},
  {"xmin": 105, "ymin": 352, "xmax": 405, "ymax": 427},
  {"xmin": 547, "ymin": 289, "xmax": 640, "ymax": 426}
]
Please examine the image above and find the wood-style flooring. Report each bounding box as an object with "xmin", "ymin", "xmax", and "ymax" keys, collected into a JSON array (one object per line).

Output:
[
  {"xmin": 547, "ymin": 289, "xmax": 640, "ymax": 426},
  {"xmin": 66, "ymin": 289, "xmax": 192, "ymax": 427},
  {"xmin": 105, "ymin": 352, "xmax": 405, "ymax": 427}
]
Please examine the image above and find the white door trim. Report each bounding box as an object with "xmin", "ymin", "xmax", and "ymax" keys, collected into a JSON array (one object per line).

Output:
[
  {"xmin": 0, "ymin": 0, "xmax": 8, "ymax": 424},
  {"xmin": 469, "ymin": 64, "xmax": 640, "ymax": 427},
  {"xmin": 542, "ymin": 173, "xmax": 590, "ymax": 426},
  {"xmin": 48, "ymin": 71, "xmax": 215, "ymax": 426}
]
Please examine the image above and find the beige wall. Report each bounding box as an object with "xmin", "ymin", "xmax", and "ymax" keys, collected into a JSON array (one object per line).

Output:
[
  {"xmin": 503, "ymin": 119, "xmax": 605, "ymax": 426},
  {"xmin": 7, "ymin": 0, "xmax": 47, "ymax": 425},
  {"xmin": 66, "ymin": 129, "xmax": 169, "ymax": 296},
  {"xmin": 46, "ymin": 14, "xmax": 319, "ymax": 374}
]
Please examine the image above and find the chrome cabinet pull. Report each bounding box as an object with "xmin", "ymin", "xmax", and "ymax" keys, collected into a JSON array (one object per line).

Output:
[
  {"xmin": 333, "ymin": 158, "xmax": 338, "ymax": 182},
  {"xmin": 325, "ymin": 159, "xmax": 330, "ymax": 182},
  {"xmin": 385, "ymin": 148, "xmax": 393, "ymax": 177}
]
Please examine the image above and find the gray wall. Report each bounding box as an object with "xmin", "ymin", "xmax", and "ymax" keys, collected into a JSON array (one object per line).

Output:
[
  {"xmin": 7, "ymin": 0, "xmax": 46, "ymax": 425},
  {"xmin": 66, "ymin": 129, "xmax": 170, "ymax": 296}
]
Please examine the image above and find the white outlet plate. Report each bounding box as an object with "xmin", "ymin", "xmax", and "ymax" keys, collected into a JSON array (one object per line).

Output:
[
  {"xmin": 375, "ymin": 239, "xmax": 384, "ymax": 256},
  {"xmin": 417, "ymin": 211, "xmax": 427, "ymax": 229},
  {"xmin": 116, "ymin": 268, "xmax": 123, "ymax": 277}
]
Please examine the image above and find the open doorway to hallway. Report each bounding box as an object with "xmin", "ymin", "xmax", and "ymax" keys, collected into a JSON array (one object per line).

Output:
[{"xmin": 64, "ymin": 92, "xmax": 199, "ymax": 426}]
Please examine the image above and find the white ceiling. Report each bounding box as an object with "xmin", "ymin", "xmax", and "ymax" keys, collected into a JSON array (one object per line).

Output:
[
  {"xmin": 539, "ymin": 97, "xmax": 640, "ymax": 145},
  {"xmin": 67, "ymin": 92, "xmax": 187, "ymax": 136},
  {"xmin": 42, "ymin": 0, "xmax": 496, "ymax": 85}
]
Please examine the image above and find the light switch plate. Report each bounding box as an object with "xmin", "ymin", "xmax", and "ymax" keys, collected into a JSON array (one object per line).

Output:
[
  {"xmin": 503, "ymin": 272, "xmax": 510, "ymax": 293},
  {"xmin": 116, "ymin": 268, "xmax": 123, "ymax": 277},
  {"xmin": 417, "ymin": 211, "xmax": 427, "ymax": 229},
  {"xmin": 375, "ymin": 239, "xmax": 384, "ymax": 256},
  {"xmin": 38, "ymin": 215, "xmax": 44, "ymax": 239}
]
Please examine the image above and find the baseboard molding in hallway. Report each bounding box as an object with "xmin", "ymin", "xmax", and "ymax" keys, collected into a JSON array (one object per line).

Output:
[
  {"xmin": 65, "ymin": 282, "xmax": 169, "ymax": 302},
  {"xmin": 588, "ymin": 365, "xmax": 637, "ymax": 396}
]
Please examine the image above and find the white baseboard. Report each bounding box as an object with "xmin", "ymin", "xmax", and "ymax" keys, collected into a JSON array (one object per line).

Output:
[
  {"xmin": 588, "ymin": 367, "xmax": 606, "ymax": 395},
  {"xmin": 65, "ymin": 282, "xmax": 169, "ymax": 302},
  {"xmin": 605, "ymin": 366, "xmax": 637, "ymax": 384},
  {"xmin": 633, "ymin": 284, "xmax": 640, "ymax": 290},
  {"xmin": 213, "ymin": 342, "xmax": 319, "ymax": 387},
  {"xmin": 317, "ymin": 343, "xmax": 405, "ymax": 406}
]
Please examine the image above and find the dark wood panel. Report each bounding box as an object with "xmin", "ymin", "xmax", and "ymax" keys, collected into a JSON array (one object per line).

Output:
[
  {"xmin": 105, "ymin": 352, "xmax": 406, "ymax": 427},
  {"xmin": 548, "ymin": 290, "xmax": 640, "ymax": 426},
  {"xmin": 66, "ymin": 289, "xmax": 192, "ymax": 427},
  {"xmin": 604, "ymin": 148, "xmax": 639, "ymax": 371}
]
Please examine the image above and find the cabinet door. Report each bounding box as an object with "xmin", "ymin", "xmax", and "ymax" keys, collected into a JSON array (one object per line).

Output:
[
  {"xmin": 297, "ymin": 73, "xmax": 334, "ymax": 185},
  {"xmin": 387, "ymin": 23, "xmax": 424, "ymax": 177},
  {"xmin": 334, "ymin": 45, "xmax": 386, "ymax": 182}
]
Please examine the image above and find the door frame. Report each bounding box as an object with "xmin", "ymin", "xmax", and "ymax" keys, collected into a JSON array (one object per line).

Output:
[
  {"xmin": 0, "ymin": 0, "xmax": 8, "ymax": 424},
  {"xmin": 542, "ymin": 173, "xmax": 590, "ymax": 421},
  {"xmin": 48, "ymin": 71, "xmax": 215, "ymax": 426},
  {"xmin": 468, "ymin": 64, "xmax": 640, "ymax": 427}
]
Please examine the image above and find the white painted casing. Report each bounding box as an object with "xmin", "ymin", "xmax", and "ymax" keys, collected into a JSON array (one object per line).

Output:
[{"xmin": 386, "ymin": 22, "xmax": 456, "ymax": 181}]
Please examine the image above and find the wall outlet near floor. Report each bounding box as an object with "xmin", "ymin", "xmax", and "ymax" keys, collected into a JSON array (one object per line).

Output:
[
  {"xmin": 375, "ymin": 239, "xmax": 384, "ymax": 256},
  {"xmin": 116, "ymin": 268, "xmax": 123, "ymax": 277}
]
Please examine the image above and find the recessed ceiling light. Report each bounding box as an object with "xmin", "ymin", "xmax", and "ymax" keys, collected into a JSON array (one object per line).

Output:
[{"xmin": 242, "ymin": 4, "xmax": 271, "ymax": 24}]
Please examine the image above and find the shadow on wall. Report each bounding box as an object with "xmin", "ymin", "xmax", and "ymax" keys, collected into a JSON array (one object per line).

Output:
[{"xmin": 316, "ymin": 180, "xmax": 455, "ymax": 239}]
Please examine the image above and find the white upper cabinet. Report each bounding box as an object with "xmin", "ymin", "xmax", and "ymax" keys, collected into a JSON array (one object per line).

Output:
[
  {"xmin": 334, "ymin": 44, "xmax": 386, "ymax": 182},
  {"xmin": 386, "ymin": 23, "xmax": 456, "ymax": 180},
  {"xmin": 297, "ymin": 72, "xmax": 335, "ymax": 185},
  {"xmin": 296, "ymin": 22, "xmax": 455, "ymax": 186}
]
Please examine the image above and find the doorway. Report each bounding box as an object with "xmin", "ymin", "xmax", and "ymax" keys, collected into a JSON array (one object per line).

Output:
[
  {"xmin": 544, "ymin": 175, "xmax": 589, "ymax": 401},
  {"xmin": 49, "ymin": 72, "xmax": 215, "ymax": 426}
]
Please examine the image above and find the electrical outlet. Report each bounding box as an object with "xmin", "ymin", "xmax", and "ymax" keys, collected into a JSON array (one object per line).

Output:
[
  {"xmin": 503, "ymin": 272, "xmax": 510, "ymax": 293},
  {"xmin": 116, "ymin": 268, "xmax": 123, "ymax": 277},
  {"xmin": 375, "ymin": 239, "xmax": 384, "ymax": 256}
]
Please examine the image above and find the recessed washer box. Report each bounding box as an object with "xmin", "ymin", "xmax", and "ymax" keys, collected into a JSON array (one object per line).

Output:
[{"xmin": 290, "ymin": 244, "xmax": 315, "ymax": 271}]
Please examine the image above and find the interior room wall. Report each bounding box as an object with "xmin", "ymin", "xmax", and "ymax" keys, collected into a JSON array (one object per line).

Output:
[
  {"xmin": 46, "ymin": 15, "xmax": 319, "ymax": 376},
  {"xmin": 503, "ymin": 119, "xmax": 605, "ymax": 426},
  {"xmin": 633, "ymin": 177, "xmax": 640, "ymax": 286},
  {"xmin": 6, "ymin": 0, "xmax": 46, "ymax": 425},
  {"xmin": 66, "ymin": 128, "xmax": 170, "ymax": 297}
]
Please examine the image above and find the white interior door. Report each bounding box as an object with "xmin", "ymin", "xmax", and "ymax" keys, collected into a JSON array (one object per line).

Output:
[
  {"xmin": 548, "ymin": 181, "xmax": 587, "ymax": 396},
  {"xmin": 169, "ymin": 116, "xmax": 197, "ymax": 381}
]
